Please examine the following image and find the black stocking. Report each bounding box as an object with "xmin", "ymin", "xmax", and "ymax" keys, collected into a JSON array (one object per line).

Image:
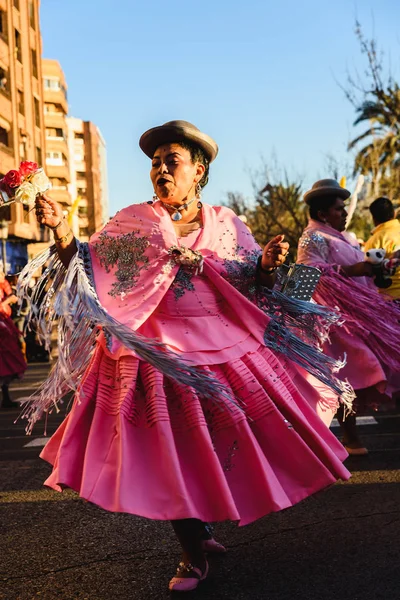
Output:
[{"xmin": 171, "ymin": 518, "xmax": 206, "ymax": 568}]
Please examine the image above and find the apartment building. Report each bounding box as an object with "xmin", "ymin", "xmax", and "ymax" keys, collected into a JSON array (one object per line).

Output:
[
  {"xmin": 42, "ymin": 58, "xmax": 72, "ymax": 211},
  {"xmin": 0, "ymin": 0, "xmax": 47, "ymax": 273},
  {"xmin": 67, "ymin": 116, "xmax": 109, "ymax": 241}
]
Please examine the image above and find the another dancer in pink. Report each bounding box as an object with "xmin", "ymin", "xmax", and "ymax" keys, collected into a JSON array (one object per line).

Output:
[
  {"xmin": 0, "ymin": 270, "xmax": 26, "ymax": 408},
  {"xmin": 298, "ymin": 179, "xmax": 400, "ymax": 456},
  {"xmin": 21, "ymin": 123, "xmax": 352, "ymax": 593}
]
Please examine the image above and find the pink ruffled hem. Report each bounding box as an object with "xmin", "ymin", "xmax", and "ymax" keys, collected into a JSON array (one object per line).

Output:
[{"xmin": 41, "ymin": 344, "xmax": 349, "ymax": 526}]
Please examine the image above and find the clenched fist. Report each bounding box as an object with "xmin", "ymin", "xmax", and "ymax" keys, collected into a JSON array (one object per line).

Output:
[{"xmin": 261, "ymin": 235, "xmax": 290, "ymax": 270}]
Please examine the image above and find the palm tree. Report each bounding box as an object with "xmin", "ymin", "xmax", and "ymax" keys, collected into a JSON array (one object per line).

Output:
[
  {"xmin": 346, "ymin": 25, "xmax": 400, "ymax": 198},
  {"xmin": 348, "ymin": 90, "xmax": 400, "ymax": 187}
]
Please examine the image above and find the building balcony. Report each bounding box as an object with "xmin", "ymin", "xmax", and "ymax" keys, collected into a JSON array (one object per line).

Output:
[
  {"xmin": 45, "ymin": 136, "xmax": 69, "ymax": 159},
  {"xmin": 48, "ymin": 187, "xmax": 72, "ymax": 207},
  {"xmin": 43, "ymin": 89, "xmax": 68, "ymax": 115},
  {"xmin": 44, "ymin": 113, "xmax": 67, "ymax": 129},
  {"xmin": 45, "ymin": 163, "xmax": 71, "ymax": 182},
  {"xmin": 7, "ymin": 210, "xmax": 44, "ymax": 242}
]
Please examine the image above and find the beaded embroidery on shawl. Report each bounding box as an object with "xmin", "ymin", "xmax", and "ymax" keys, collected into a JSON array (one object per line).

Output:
[
  {"xmin": 93, "ymin": 230, "xmax": 150, "ymax": 298},
  {"xmin": 222, "ymin": 245, "xmax": 261, "ymax": 297},
  {"xmin": 170, "ymin": 268, "xmax": 195, "ymax": 300},
  {"xmin": 298, "ymin": 232, "xmax": 329, "ymax": 261},
  {"xmin": 167, "ymin": 245, "xmax": 204, "ymax": 300}
]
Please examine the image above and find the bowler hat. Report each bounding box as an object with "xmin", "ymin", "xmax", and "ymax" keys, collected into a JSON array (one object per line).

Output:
[
  {"xmin": 139, "ymin": 120, "xmax": 218, "ymax": 162},
  {"xmin": 304, "ymin": 179, "xmax": 351, "ymax": 204}
]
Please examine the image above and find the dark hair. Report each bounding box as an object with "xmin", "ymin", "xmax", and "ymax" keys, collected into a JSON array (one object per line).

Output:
[
  {"xmin": 308, "ymin": 194, "xmax": 338, "ymax": 220},
  {"xmin": 369, "ymin": 197, "xmax": 394, "ymax": 224},
  {"xmin": 175, "ymin": 140, "xmax": 210, "ymax": 188}
]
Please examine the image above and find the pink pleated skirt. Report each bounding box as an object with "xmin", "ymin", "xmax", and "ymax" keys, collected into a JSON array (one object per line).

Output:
[{"xmin": 41, "ymin": 342, "xmax": 349, "ymax": 526}]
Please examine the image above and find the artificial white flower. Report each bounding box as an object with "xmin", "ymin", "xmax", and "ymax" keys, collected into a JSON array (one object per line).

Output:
[
  {"xmin": 30, "ymin": 169, "xmax": 50, "ymax": 194},
  {"xmin": 14, "ymin": 181, "xmax": 37, "ymax": 205}
]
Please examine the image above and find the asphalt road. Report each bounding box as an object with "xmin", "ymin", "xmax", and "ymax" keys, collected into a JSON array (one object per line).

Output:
[{"xmin": 1, "ymin": 364, "xmax": 399, "ymax": 600}]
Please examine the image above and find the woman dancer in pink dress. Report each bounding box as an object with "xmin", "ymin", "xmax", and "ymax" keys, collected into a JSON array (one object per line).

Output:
[
  {"xmin": 21, "ymin": 122, "xmax": 353, "ymax": 593},
  {"xmin": 0, "ymin": 270, "xmax": 26, "ymax": 408},
  {"xmin": 298, "ymin": 179, "xmax": 400, "ymax": 456}
]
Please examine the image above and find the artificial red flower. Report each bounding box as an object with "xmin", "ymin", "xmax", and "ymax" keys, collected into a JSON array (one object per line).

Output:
[
  {"xmin": 19, "ymin": 161, "xmax": 38, "ymax": 177},
  {"xmin": 4, "ymin": 169, "xmax": 22, "ymax": 188}
]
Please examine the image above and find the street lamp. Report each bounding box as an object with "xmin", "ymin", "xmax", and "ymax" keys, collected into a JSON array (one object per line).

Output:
[{"xmin": 0, "ymin": 219, "xmax": 8, "ymax": 273}]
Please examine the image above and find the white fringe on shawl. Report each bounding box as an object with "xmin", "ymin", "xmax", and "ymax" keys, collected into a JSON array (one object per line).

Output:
[{"xmin": 17, "ymin": 243, "xmax": 241, "ymax": 433}]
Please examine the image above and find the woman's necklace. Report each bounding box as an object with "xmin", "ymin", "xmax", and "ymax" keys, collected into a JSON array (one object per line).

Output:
[{"xmin": 160, "ymin": 195, "xmax": 197, "ymax": 221}]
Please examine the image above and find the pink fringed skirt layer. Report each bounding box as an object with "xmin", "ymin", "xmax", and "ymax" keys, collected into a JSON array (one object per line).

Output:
[{"xmin": 41, "ymin": 347, "xmax": 350, "ymax": 525}]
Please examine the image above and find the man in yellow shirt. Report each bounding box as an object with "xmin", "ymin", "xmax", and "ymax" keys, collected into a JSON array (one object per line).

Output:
[{"xmin": 364, "ymin": 197, "xmax": 400, "ymax": 299}]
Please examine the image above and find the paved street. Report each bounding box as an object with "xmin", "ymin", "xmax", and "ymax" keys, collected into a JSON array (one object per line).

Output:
[{"xmin": 1, "ymin": 364, "xmax": 399, "ymax": 600}]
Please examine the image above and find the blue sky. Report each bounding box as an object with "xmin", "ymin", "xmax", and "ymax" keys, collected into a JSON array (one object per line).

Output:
[{"xmin": 40, "ymin": 0, "xmax": 400, "ymax": 214}]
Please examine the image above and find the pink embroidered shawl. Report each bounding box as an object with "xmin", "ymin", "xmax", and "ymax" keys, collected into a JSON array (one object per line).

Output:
[{"xmin": 88, "ymin": 202, "xmax": 266, "ymax": 345}]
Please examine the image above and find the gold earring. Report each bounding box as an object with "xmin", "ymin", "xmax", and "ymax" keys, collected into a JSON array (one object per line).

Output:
[{"xmin": 195, "ymin": 183, "xmax": 202, "ymax": 209}]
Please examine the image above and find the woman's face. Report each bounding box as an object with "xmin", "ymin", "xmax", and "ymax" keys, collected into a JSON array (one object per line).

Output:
[
  {"xmin": 150, "ymin": 143, "xmax": 205, "ymax": 205},
  {"xmin": 321, "ymin": 197, "xmax": 348, "ymax": 232}
]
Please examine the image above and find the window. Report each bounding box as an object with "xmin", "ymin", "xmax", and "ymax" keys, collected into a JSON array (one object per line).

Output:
[
  {"xmin": 44, "ymin": 103, "xmax": 63, "ymax": 114},
  {"xmin": 13, "ymin": 0, "xmax": 20, "ymax": 10},
  {"xmin": 29, "ymin": 2, "xmax": 35, "ymax": 29},
  {"xmin": 14, "ymin": 30, "xmax": 22, "ymax": 62},
  {"xmin": 46, "ymin": 127, "xmax": 64, "ymax": 139},
  {"xmin": 19, "ymin": 138, "xmax": 27, "ymax": 161},
  {"xmin": 35, "ymin": 146, "xmax": 42, "ymax": 165},
  {"xmin": 0, "ymin": 67, "xmax": 8, "ymax": 93},
  {"xmin": 0, "ymin": 10, "xmax": 7, "ymax": 39},
  {"xmin": 31, "ymin": 48, "xmax": 38, "ymax": 78},
  {"xmin": 77, "ymin": 187, "xmax": 87, "ymax": 198},
  {"xmin": 76, "ymin": 171, "xmax": 86, "ymax": 179},
  {"xmin": 79, "ymin": 226, "xmax": 90, "ymax": 237},
  {"xmin": 46, "ymin": 151, "xmax": 66, "ymax": 166},
  {"xmin": 50, "ymin": 177, "xmax": 68, "ymax": 190},
  {"xmin": 0, "ymin": 126, "xmax": 9, "ymax": 147},
  {"xmin": 78, "ymin": 205, "xmax": 88, "ymax": 216},
  {"xmin": 43, "ymin": 78, "xmax": 61, "ymax": 91},
  {"xmin": 74, "ymin": 132, "xmax": 84, "ymax": 140},
  {"xmin": 34, "ymin": 97, "xmax": 40, "ymax": 127},
  {"xmin": 17, "ymin": 89, "xmax": 24, "ymax": 114}
]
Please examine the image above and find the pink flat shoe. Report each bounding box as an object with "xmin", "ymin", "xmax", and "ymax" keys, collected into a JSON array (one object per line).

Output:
[
  {"xmin": 168, "ymin": 561, "xmax": 209, "ymax": 592},
  {"xmin": 201, "ymin": 538, "xmax": 227, "ymax": 553}
]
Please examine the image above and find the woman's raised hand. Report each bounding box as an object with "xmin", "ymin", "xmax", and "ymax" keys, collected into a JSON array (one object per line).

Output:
[
  {"xmin": 35, "ymin": 195, "xmax": 64, "ymax": 229},
  {"xmin": 262, "ymin": 235, "xmax": 290, "ymax": 270}
]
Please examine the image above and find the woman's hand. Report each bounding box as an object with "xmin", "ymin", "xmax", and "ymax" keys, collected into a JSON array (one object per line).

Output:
[
  {"xmin": 35, "ymin": 195, "xmax": 64, "ymax": 229},
  {"xmin": 261, "ymin": 235, "xmax": 290, "ymax": 270},
  {"xmin": 35, "ymin": 194, "xmax": 77, "ymax": 269},
  {"xmin": 341, "ymin": 262, "xmax": 374, "ymax": 277}
]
